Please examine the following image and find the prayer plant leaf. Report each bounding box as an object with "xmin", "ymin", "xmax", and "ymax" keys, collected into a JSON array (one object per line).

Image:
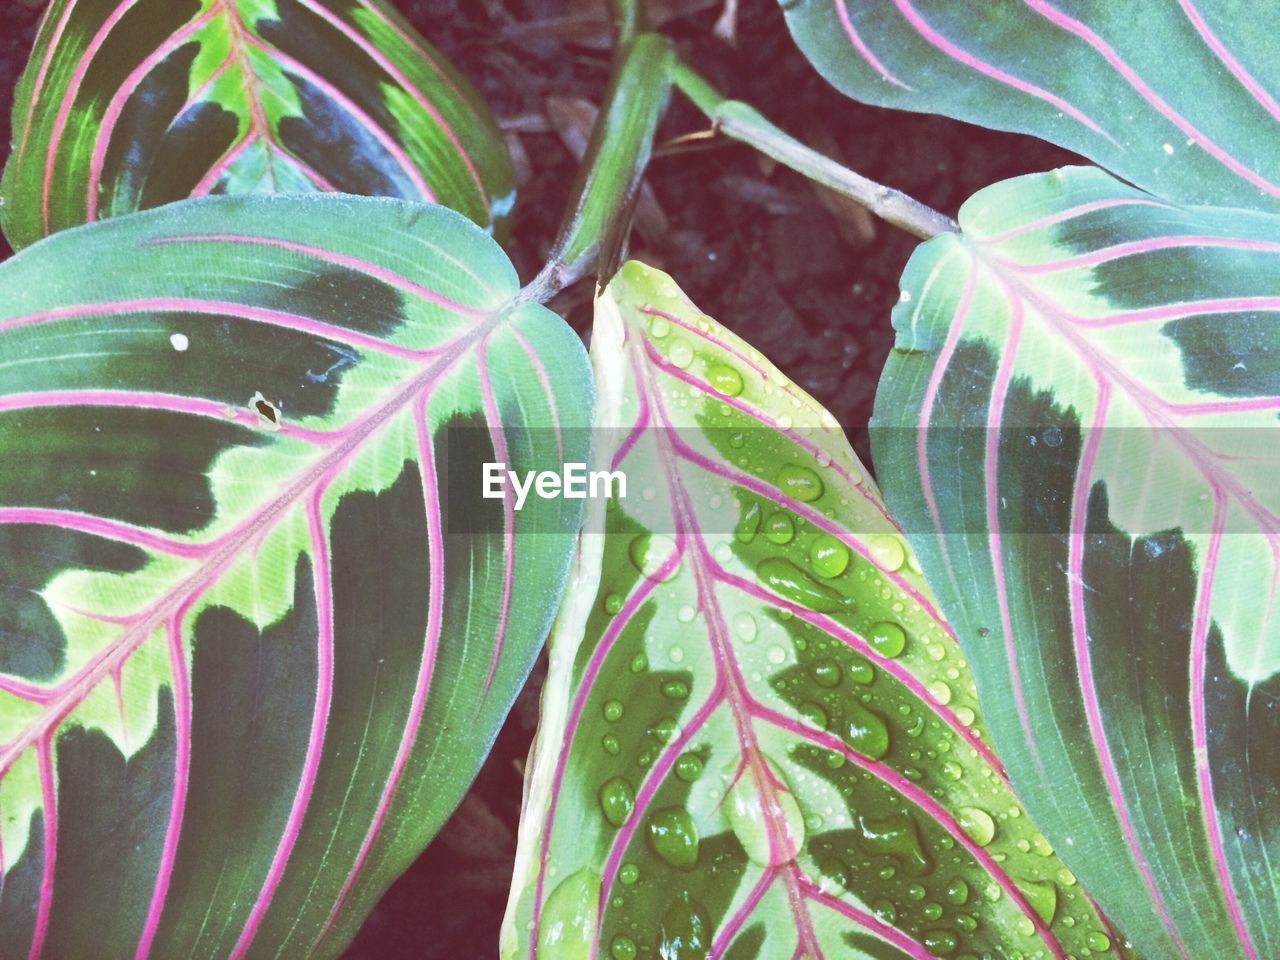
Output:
[
  {"xmin": 871, "ymin": 164, "xmax": 1280, "ymax": 960},
  {"xmin": 501, "ymin": 261, "xmax": 1132, "ymax": 960},
  {"xmin": 0, "ymin": 0, "xmax": 515, "ymax": 250},
  {"xmin": 782, "ymin": 0, "xmax": 1280, "ymax": 211},
  {"xmin": 0, "ymin": 194, "xmax": 591, "ymax": 960}
]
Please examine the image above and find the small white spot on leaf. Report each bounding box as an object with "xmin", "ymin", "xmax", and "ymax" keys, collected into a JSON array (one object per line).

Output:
[{"xmin": 170, "ymin": 333, "xmax": 189, "ymax": 352}]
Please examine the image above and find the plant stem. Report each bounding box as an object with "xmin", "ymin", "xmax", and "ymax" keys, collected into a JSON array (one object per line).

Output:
[
  {"xmin": 610, "ymin": 0, "xmax": 645, "ymax": 46},
  {"xmin": 521, "ymin": 34, "xmax": 673, "ymax": 303},
  {"xmin": 671, "ymin": 62, "xmax": 958, "ymax": 240}
]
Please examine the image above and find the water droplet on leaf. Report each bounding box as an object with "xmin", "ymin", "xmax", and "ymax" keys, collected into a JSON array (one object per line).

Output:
[
  {"xmin": 764, "ymin": 511, "xmax": 795, "ymax": 544},
  {"xmin": 957, "ymin": 806, "xmax": 996, "ymax": 847},
  {"xmin": 777, "ymin": 464, "xmax": 824, "ymax": 502},
  {"xmin": 869, "ymin": 533, "xmax": 906, "ymax": 571},
  {"xmin": 843, "ymin": 701, "xmax": 890, "ymax": 759},
  {"xmin": 856, "ymin": 810, "xmax": 931, "ymax": 875},
  {"xmin": 725, "ymin": 761, "xmax": 806, "ymax": 867},
  {"xmin": 756, "ymin": 557, "xmax": 850, "ymax": 613},
  {"xmin": 812, "ymin": 660, "xmax": 841, "ymax": 688},
  {"xmin": 669, "ymin": 339, "xmax": 694, "ymax": 368},
  {"xmin": 707, "ymin": 363, "xmax": 744, "ymax": 396},
  {"xmin": 867, "ymin": 621, "xmax": 907, "ymax": 658},
  {"xmin": 659, "ymin": 892, "xmax": 710, "ymax": 960},
  {"xmin": 629, "ymin": 533, "xmax": 679, "ymax": 581},
  {"xmin": 537, "ymin": 869, "xmax": 599, "ymax": 960},
  {"xmin": 649, "ymin": 808, "xmax": 699, "ymax": 870},
  {"xmin": 599, "ymin": 777, "xmax": 636, "ymax": 827},
  {"xmin": 809, "ymin": 534, "xmax": 850, "ymax": 578}
]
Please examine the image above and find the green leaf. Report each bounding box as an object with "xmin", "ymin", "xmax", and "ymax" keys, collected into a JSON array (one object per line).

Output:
[
  {"xmin": 0, "ymin": 0, "xmax": 514, "ymax": 249},
  {"xmin": 0, "ymin": 194, "xmax": 590, "ymax": 959},
  {"xmin": 871, "ymin": 164, "xmax": 1280, "ymax": 960},
  {"xmin": 781, "ymin": 0, "xmax": 1280, "ymax": 210},
  {"xmin": 501, "ymin": 261, "xmax": 1131, "ymax": 960}
]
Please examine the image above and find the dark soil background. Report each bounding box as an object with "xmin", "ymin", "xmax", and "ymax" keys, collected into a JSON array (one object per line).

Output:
[{"xmin": 0, "ymin": 1, "xmax": 1076, "ymax": 955}]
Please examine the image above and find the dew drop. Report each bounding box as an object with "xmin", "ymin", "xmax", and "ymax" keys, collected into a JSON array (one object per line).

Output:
[
  {"xmin": 809, "ymin": 534, "xmax": 850, "ymax": 578},
  {"xmin": 537, "ymin": 869, "xmax": 599, "ymax": 959},
  {"xmin": 957, "ymin": 806, "xmax": 997, "ymax": 847},
  {"xmin": 818, "ymin": 858, "xmax": 850, "ymax": 894},
  {"xmin": 800, "ymin": 701, "xmax": 828, "ymax": 730},
  {"xmin": 942, "ymin": 760, "xmax": 963, "ymax": 781},
  {"xmin": 871, "ymin": 899, "xmax": 897, "ymax": 924},
  {"xmin": 766, "ymin": 644, "xmax": 787, "ymax": 665},
  {"xmin": 1086, "ymin": 931, "xmax": 1113, "ymax": 952},
  {"xmin": 604, "ymin": 593, "xmax": 624, "ymax": 614},
  {"xmin": 756, "ymin": 557, "xmax": 850, "ymax": 613},
  {"xmin": 843, "ymin": 701, "xmax": 891, "ymax": 759},
  {"xmin": 707, "ymin": 363, "xmax": 744, "ymax": 396},
  {"xmin": 1017, "ymin": 878, "xmax": 1058, "ymax": 925},
  {"xmin": 601, "ymin": 734, "xmax": 620, "ymax": 755},
  {"xmin": 603, "ymin": 700, "xmax": 624, "ymax": 722},
  {"xmin": 662, "ymin": 680, "xmax": 690, "ymax": 700},
  {"xmin": 735, "ymin": 501, "xmax": 762, "ymax": 543},
  {"xmin": 928, "ymin": 680, "xmax": 953, "ymax": 705},
  {"xmin": 848, "ymin": 658, "xmax": 875, "ymax": 684},
  {"xmin": 677, "ymin": 604, "xmax": 696, "ymax": 623},
  {"xmin": 1031, "ymin": 832, "xmax": 1054, "ymax": 857},
  {"xmin": 777, "ymin": 463, "xmax": 824, "ymax": 502},
  {"xmin": 648, "ymin": 807, "xmax": 700, "ymax": 869},
  {"xmin": 725, "ymin": 762, "xmax": 805, "ymax": 866},
  {"xmin": 922, "ymin": 929, "xmax": 959, "ymax": 956},
  {"xmin": 869, "ymin": 533, "xmax": 907, "ymax": 571},
  {"xmin": 669, "ymin": 339, "xmax": 694, "ymax": 368},
  {"xmin": 659, "ymin": 892, "xmax": 711, "ymax": 960},
  {"xmin": 629, "ymin": 533, "xmax": 679, "ymax": 581},
  {"xmin": 856, "ymin": 810, "xmax": 931, "ymax": 875},
  {"xmin": 764, "ymin": 511, "xmax": 795, "ymax": 544},
  {"xmin": 812, "ymin": 660, "xmax": 842, "ymax": 688},
  {"xmin": 674, "ymin": 752, "xmax": 704, "ymax": 782},
  {"xmin": 734, "ymin": 611, "xmax": 758, "ymax": 642},
  {"xmin": 599, "ymin": 777, "xmax": 636, "ymax": 827},
  {"xmin": 649, "ymin": 315, "xmax": 671, "ymax": 338},
  {"xmin": 867, "ymin": 621, "xmax": 907, "ymax": 658},
  {"xmin": 611, "ymin": 936, "xmax": 637, "ymax": 960},
  {"xmin": 651, "ymin": 716, "xmax": 681, "ymax": 743},
  {"xmin": 945, "ymin": 877, "xmax": 970, "ymax": 906}
]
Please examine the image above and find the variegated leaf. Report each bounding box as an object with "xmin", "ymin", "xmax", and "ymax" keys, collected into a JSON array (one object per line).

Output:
[
  {"xmin": 782, "ymin": 0, "xmax": 1280, "ymax": 210},
  {"xmin": 501, "ymin": 262, "xmax": 1131, "ymax": 960},
  {"xmin": 0, "ymin": 0, "xmax": 514, "ymax": 249},
  {"xmin": 0, "ymin": 195, "xmax": 590, "ymax": 959},
  {"xmin": 872, "ymin": 165, "xmax": 1280, "ymax": 960}
]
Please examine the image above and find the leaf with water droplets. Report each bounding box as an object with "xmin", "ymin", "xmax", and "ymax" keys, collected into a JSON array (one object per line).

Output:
[
  {"xmin": 502, "ymin": 262, "xmax": 1133, "ymax": 959},
  {"xmin": 873, "ymin": 163, "xmax": 1280, "ymax": 960}
]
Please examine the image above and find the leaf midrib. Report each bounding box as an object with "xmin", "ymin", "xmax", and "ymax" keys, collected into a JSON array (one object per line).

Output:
[{"xmin": 0, "ymin": 304, "xmax": 501, "ymax": 781}]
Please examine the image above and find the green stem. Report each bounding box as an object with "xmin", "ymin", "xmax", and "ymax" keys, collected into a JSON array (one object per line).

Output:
[
  {"xmin": 610, "ymin": 0, "xmax": 645, "ymax": 46},
  {"xmin": 671, "ymin": 61, "xmax": 958, "ymax": 240},
  {"xmin": 522, "ymin": 35, "xmax": 673, "ymax": 303}
]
